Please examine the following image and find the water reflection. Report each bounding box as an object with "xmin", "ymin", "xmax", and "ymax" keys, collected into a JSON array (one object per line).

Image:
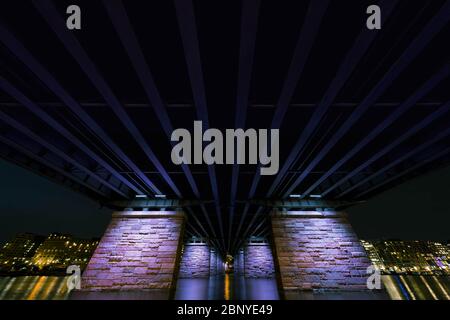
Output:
[
  {"xmin": 175, "ymin": 275, "xmax": 280, "ymax": 300},
  {"xmin": 3, "ymin": 275, "xmax": 449, "ymax": 300},
  {"xmin": 382, "ymin": 275, "xmax": 450, "ymax": 300},
  {"xmin": 224, "ymin": 274, "xmax": 230, "ymax": 300},
  {"xmin": 0, "ymin": 276, "xmax": 70, "ymax": 300}
]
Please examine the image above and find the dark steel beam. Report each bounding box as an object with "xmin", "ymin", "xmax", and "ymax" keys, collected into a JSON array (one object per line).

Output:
[
  {"xmin": 33, "ymin": 0, "xmax": 179, "ymax": 197},
  {"xmin": 0, "ymin": 110, "xmax": 127, "ymax": 197},
  {"xmin": 337, "ymin": 127, "xmax": 450, "ymax": 198},
  {"xmin": 106, "ymin": 198, "xmax": 354, "ymax": 209},
  {"xmin": 232, "ymin": 0, "xmax": 330, "ymax": 252},
  {"xmin": 235, "ymin": 206, "xmax": 265, "ymax": 252},
  {"xmin": 188, "ymin": 205, "xmax": 223, "ymax": 254},
  {"xmin": 322, "ymin": 100, "xmax": 450, "ymax": 197},
  {"xmin": 303, "ymin": 64, "xmax": 450, "ymax": 197},
  {"xmin": 249, "ymin": 0, "xmax": 331, "ymax": 197},
  {"xmin": 249, "ymin": 219, "xmax": 266, "ymax": 238},
  {"xmin": 283, "ymin": 2, "xmax": 450, "ymax": 197},
  {"xmin": 102, "ymin": 0, "xmax": 200, "ymax": 198},
  {"xmin": 0, "ymin": 135, "xmax": 109, "ymax": 198},
  {"xmin": 354, "ymin": 146, "xmax": 450, "ymax": 199},
  {"xmin": 256, "ymin": 228, "xmax": 270, "ymax": 238},
  {"xmin": 185, "ymin": 227, "xmax": 197, "ymax": 238},
  {"xmin": 0, "ymin": 75, "xmax": 136, "ymax": 198},
  {"xmin": 266, "ymin": 0, "xmax": 398, "ymax": 197},
  {"xmin": 0, "ymin": 23, "xmax": 159, "ymax": 195},
  {"xmin": 107, "ymin": 198, "xmax": 212, "ymax": 209},
  {"xmin": 185, "ymin": 206, "xmax": 209, "ymax": 238},
  {"xmin": 243, "ymin": 199, "xmax": 363, "ymax": 209},
  {"xmin": 228, "ymin": 0, "xmax": 260, "ymax": 251},
  {"xmin": 1, "ymin": 101, "xmax": 444, "ymax": 110},
  {"xmin": 174, "ymin": 0, "xmax": 225, "ymax": 246},
  {"xmin": 185, "ymin": 221, "xmax": 203, "ymax": 238}
]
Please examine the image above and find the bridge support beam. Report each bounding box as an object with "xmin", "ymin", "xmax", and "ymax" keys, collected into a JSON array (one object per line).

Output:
[
  {"xmin": 271, "ymin": 210, "xmax": 387, "ymax": 299},
  {"xmin": 71, "ymin": 210, "xmax": 185, "ymax": 300}
]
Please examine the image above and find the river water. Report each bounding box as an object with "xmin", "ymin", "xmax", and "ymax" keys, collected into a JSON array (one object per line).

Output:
[
  {"xmin": 0, "ymin": 276, "xmax": 71, "ymax": 300},
  {"xmin": 0, "ymin": 275, "xmax": 449, "ymax": 300},
  {"xmin": 0, "ymin": 274, "xmax": 279, "ymax": 300}
]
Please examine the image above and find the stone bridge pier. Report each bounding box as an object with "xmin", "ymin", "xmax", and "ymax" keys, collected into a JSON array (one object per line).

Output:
[
  {"xmin": 178, "ymin": 238, "xmax": 224, "ymax": 278},
  {"xmin": 234, "ymin": 238, "xmax": 275, "ymax": 278},
  {"xmin": 270, "ymin": 210, "xmax": 388, "ymax": 299},
  {"xmin": 71, "ymin": 210, "xmax": 185, "ymax": 300}
]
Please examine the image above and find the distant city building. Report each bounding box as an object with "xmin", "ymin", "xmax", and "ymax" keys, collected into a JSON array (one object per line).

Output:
[
  {"xmin": 0, "ymin": 232, "xmax": 99, "ymax": 273},
  {"xmin": 361, "ymin": 240, "xmax": 450, "ymax": 275},
  {"xmin": 32, "ymin": 233, "xmax": 99, "ymax": 270},
  {"xmin": 0, "ymin": 233, "xmax": 45, "ymax": 268}
]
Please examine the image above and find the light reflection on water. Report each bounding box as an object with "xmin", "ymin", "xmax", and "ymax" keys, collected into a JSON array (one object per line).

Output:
[
  {"xmin": 224, "ymin": 274, "xmax": 230, "ymax": 300},
  {"xmin": 0, "ymin": 276, "xmax": 70, "ymax": 300},
  {"xmin": 382, "ymin": 275, "xmax": 450, "ymax": 300},
  {"xmin": 1, "ymin": 275, "xmax": 280, "ymax": 300},
  {"xmin": 175, "ymin": 275, "xmax": 280, "ymax": 300},
  {"xmin": 9, "ymin": 275, "xmax": 447, "ymax": 300}
]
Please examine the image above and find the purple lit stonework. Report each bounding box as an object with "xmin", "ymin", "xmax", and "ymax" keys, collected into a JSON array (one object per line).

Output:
[
  {"xmin": 244, "ymin": 243, "xmax": 275, "ymax": 278},
  {"xmin": 271, "ymin": 211, "xmax": 376, "ymax": 298},
  {"xmin": 179, "ymin": 242, "xmax": 211, "ymax": 278},
  {"xmin": 178, "ymin": 242, "xmax": 224, "ymax": 278},
  {"xmin": 72, "ymin": 211, "xmax": 185, "ymax": 299}
]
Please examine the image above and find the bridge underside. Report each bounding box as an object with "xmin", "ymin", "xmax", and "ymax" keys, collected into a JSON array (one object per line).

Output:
[
  {"xmin": 0, "ymin": 1, "xmax": 449, "ymax": 255},
  {"xmin": 69, "ymin": 208, "xmax": 388, "ymax": 300},
  {"xmin": 0, "ymin": 1, "xmax": 449, "ymax": 298}
]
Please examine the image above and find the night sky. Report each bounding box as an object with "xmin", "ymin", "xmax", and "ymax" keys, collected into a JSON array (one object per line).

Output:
[
  {"xmin": 0, "ymin": 160, "xmax": 111, "ymax": 244},
  {"xmin": 0, "ymin": 159, "xmax": 449, "ymax": 245},
  {"xmin": 348, "ymin": 165, "xmax": 450, "ymax": 241}
]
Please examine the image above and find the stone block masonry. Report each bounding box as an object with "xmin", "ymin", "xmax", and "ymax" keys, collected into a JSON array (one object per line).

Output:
[
  {"xmin": 72, "ymin": 211, "xmax": 185, "ymax": 299},
  {"xmin": 243, "ymin": 242, "xmax": 275, "ymax": 278},
  {"xmin": 178, "ymin": 242, "xmax": 224, "ymax": 278},
  {"xmin": 179, "ymin": 242, "xmax": 211, "ymax": 278},
  {"xmin": 271, "ymin": 211, "xmax": 374, "ymax": 296}
]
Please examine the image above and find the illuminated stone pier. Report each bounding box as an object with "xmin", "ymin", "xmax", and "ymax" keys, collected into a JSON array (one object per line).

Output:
[
  {"xmin": 234, "ymin": 239, "xmax": 275, "ymax": 278},
  {"xmin": 271, "ymin": 210, "xmax": 388, "ymax": 299},
  {"xmin": 71, "ymin": 211, "xmax": 185, "ymax": 300},
  {"xmin": 178, "ymin": 239, "xmax": 224, "ymax": 278}
]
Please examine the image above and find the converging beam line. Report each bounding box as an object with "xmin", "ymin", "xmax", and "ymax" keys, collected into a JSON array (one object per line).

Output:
[
  {"xmin": 306, "ymin": 63, "xmax": 450, "ymax": 197},
  {"xmin": 33, "ymin": 0, "xmax": 177, "ymax": 197},
  {"xmin": 265, "ymin": 0, "xmax": 398, "ymax": 198},
  {"xmin": 228, "ymin": 0, "xmax": 260, "ymax": 251},
  {"xmin": 103, "ymin": 0, "xmax": 201, "ymax": 198},
  {"xmin": 232, "ymin": 0, "xmax": 330, "ymax": 252},
  {"xmin": 174, "ymin": 0, "xmax": 225, "ymax": 244},
  {"xmin": 0, "ymin": 23, "xmax": 151, "ymax": 195},
  {"xmin": 283, "ymin": 0, "xmax": 450, "ymax": 198}
]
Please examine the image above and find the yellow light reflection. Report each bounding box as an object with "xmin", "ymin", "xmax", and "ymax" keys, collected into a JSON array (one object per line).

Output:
[
  {"xmin": 432, "ymin": 276, "xmax": 450, "ymax": 300},
  {"xmin": 224, "ymin": 273, "xmax": 230, "ymax": 300},
  {"xmin": 381, "ymin": 276, "xmax": 404, "ymax": 300},
  {"xmin": 40, "ymin": 277, "xmax": 58, "ymax": 300},
  {"xmin": 420, "ymin": 275, "xmax": 438, "ymax": 300},
  {"xmin": 399, "ymin": 275, "xmax": 416, "ymax": 300},
  {"xmin": 0, "ymin": 278, "xmax": 16, "ymax": 299},
  {"xmin": 26, "ymin": 276, "xmax": 47, "ymax": 300}
]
